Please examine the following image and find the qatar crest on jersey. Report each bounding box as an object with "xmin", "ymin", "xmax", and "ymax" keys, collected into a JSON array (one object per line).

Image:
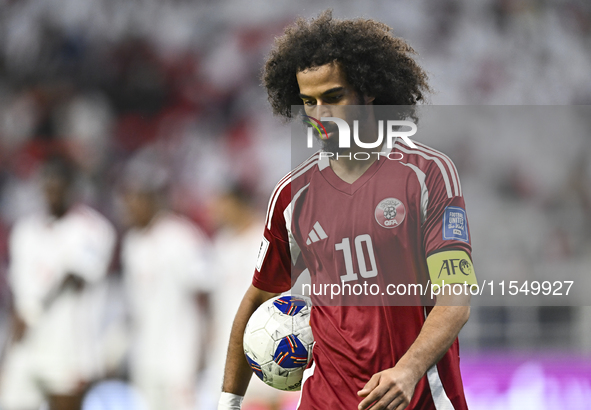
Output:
[{"xmin": 375, "ymin": 198, "xmax": 406, "ymax": 228}]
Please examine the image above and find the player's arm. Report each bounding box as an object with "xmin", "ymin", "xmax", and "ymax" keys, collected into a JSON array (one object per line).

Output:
[
  {"xmin": 220, "ymin": 176, "xmax": 303, "ymax": 409},
  {"xmin": 6, "ymin": 224, "xmax": 32, "ymax": 344},
  {"xmin": 40, "ymin": 272, "xmax": 86, "ymax": 311},
  {"xmin": 219, "ymin": 284, "xmax": 280, "ymax": 409},
  {"xmin": 45, "ymin": 216, "xmax": 117, "ymax": 308},
  {"xmin": 195, "ymin": 291, "xmax": 213, "ymax": 374},
  {"xmin": 359, "ymin": 158, "xmax": 476, "ymax": 410},
  {"xmin": 358, "ymin": 293, "xmax": 470, "ymax": 410}
]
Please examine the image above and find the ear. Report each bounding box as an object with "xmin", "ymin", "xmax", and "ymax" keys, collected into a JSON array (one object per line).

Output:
[{"xmin": 363, "ymin": 95, "xmax": 375, "ymax": 104}]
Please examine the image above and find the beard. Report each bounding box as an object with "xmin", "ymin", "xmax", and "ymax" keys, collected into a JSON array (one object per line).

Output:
[
  {"xmin": 301, "ymin": 117, "xmax": 347, "ymax": 155},
  {"xmin": 302, "ymin": 94, "xmax": 367, "ymax": 155},
  {"xmin": 318, "ymin": 132, "xmax": 348, "ymax": 155}
]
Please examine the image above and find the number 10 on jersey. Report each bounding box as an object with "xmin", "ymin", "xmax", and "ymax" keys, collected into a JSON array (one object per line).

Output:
[{"xmin": 335, "ymin": 234, "xmax": 378, "ymax": 283}]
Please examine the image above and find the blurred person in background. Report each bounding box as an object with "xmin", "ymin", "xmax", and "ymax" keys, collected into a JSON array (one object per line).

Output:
[
  {"xmin": 120, "ymin": 155, "xmax": 213, "ymax": 410},
  {"xmin": 200, "ymin": 183, "xmax": 294, "ymax": 410},
  {"xmin": 0, "ymin": 154, "xmax": 117, "ymax": 410}
]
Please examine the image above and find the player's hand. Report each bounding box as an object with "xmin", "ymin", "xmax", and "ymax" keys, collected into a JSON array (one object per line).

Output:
[
  {"xmin": 11, "ymin": 312, "xmax": 28, "ymax": 343},
  {"xmin": 63, "ymin": 273, "xmax": 86, "ymax": 291},
  {"xmin": 357, "ymin": 366, "xmax": 419, "ymax": 410}
]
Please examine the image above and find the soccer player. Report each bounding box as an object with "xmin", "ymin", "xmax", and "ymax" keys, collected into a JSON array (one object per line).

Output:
[
  {"xmin": 120, "ymin": 159, "xmax": 212, "ymax": 410},
  {"xmin": 0, "ymin": 155, "xmax": 116, "ymax": 410},
  {"xmin": 219, "ymin": 11, "xmax": 477, "ymax": 410}
]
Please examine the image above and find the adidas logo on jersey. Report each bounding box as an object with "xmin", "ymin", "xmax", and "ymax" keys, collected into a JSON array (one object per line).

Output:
[{"xmin": 306, "ymin": 222, "xmax": 327, "ymax": 245}]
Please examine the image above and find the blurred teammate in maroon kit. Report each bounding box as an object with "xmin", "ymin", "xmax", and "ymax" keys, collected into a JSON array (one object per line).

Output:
[{"xmin": 219, "ymin": 11, "xmax": 477, "ymax": 410}]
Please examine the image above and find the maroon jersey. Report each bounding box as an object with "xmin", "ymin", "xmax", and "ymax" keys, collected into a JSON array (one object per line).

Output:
[{"xmin": 253, "ymin": 141, "xmax": 472, "ymax": 410}]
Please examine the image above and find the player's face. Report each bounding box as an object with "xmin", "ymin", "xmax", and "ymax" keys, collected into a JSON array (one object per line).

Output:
[
  {"xmin": 209, "ymin": 193, "xmax": 238, "ymax": 229},
  {"xmin": 297, "ymin": 62, "xmax": 362, "ymax": 109},
  {"xmin": 297, "ymin": 62, "xmax": 374, "ymax": 153},
  {"xmin": 42, "ymin": 174, "xmax": 71, "ymax": 217},
  {"xmin": 124, "ymin": 190, "xmax": 158, "ymax": 228}
]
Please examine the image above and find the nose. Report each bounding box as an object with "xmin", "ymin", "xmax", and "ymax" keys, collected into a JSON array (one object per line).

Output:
[{"xmin": 317, "ymin": 103, "xmax": 332, "ymax": 119}]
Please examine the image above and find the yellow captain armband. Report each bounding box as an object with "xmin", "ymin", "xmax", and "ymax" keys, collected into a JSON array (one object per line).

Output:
[{"xmin": 426, "ymin": 249, "xmax": 478, "ymax": 288}]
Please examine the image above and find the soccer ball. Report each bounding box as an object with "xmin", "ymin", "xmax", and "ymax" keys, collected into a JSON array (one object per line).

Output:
[{"xmin": 243, "ymin": 295, "xmax": 314, "ymax": 391}]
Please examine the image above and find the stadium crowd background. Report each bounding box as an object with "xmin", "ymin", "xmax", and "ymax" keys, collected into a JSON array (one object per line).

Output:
[{"xmin": 0, "ymin": 0, "xmax": 590, "ymax": 409}]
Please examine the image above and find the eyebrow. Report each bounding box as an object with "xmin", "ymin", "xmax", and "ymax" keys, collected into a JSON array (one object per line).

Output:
[{"xmin": 298, "ymin": 87, "xmax": 345, "ymax": 99}]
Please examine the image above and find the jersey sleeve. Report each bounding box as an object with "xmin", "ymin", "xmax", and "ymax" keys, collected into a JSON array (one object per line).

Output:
[
  {"xmin": 422, "ymin": 159, "xmax": 472, "ymax": 257},
  {"xmin": 8, "ymin": 220, "xmax": 44, "ymax": 325},
  {"xmin": 421, "ymin": 158, "xmax": 477, "ymax": 287},
  {"xmin": 64, "ymin": 211, "xmax": 116, "ymax": 284},
  {"xmin": 252, "ymin": 181, "xmax": 306, "ymax": 294}
]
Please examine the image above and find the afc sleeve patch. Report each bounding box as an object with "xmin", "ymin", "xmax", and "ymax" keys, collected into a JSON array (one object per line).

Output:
[
  {"xmin": 442, "ymin": 206, "xmax": 469, "ymax": 243},
  {"xmin": 426, "ymin": 249, "xmax": 477, "ymax": 287},
  {"xmin": 256, "ymin": 237, "xmax": 270, "ymax": 272}
]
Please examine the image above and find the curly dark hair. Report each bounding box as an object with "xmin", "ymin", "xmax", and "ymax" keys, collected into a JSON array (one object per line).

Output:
[{"xmin": 262, "ymin": 10, "xmax": 431, "ymax": 120}]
